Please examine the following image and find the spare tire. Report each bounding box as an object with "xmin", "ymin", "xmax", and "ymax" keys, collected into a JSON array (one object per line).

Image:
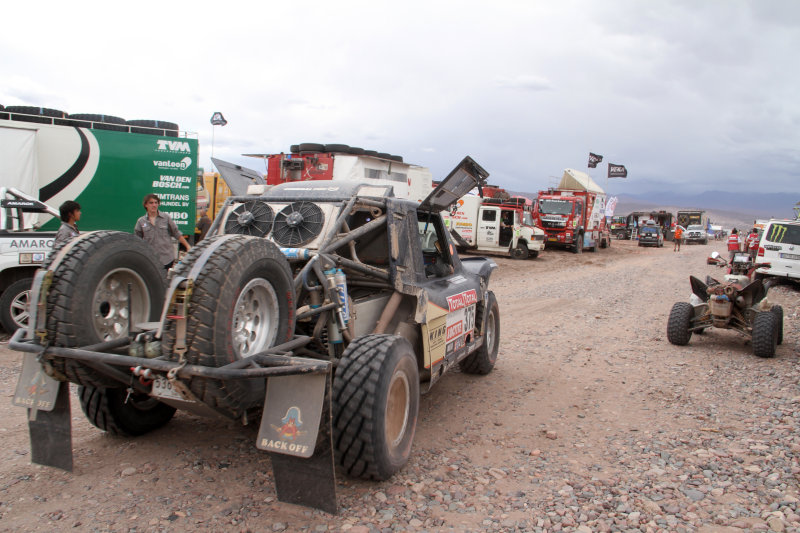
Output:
[
  {"xmin": 364, "ymin": 150, "xmax": 378, "ymax": 156},
  {"xmin": 324, "ymin": 144, "xmax": 350, "ymax": 153},
  {"xmin": 348, "ymin": 146, "xmax": 365, "ymax": 155},
  {"xmin": 127, "ymin": 119, "xmax": 179, "ymax": 137},
  {"xmin": 68, "ymin": 113, "xmax": 127, "ymax": 132},
  {"xmin": 289, "ymin": 144, "xmax": 300, "ymax": 153},
  {"xmin": 298, "ymin": 143, "xmax": 325, "ymax": 153},
  {"xmin": 6, "ymin": 105, "xmax": 65, "ymax": 124},
  {"xmin": 44, "ymin": 231, "xmax": 167, "ymax": 387},
  {"xmin": 388, "ymin": 155, "xmax": 404, "ymax": 163},
  {"xmin": 161, "ymin": 235, "xmax": 296, "ymax": 417}
]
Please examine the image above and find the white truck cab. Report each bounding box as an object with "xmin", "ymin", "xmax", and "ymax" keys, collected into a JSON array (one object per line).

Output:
[{"xmin": 447, "ymin": 194, "xmax": 545, "ymax": 259}]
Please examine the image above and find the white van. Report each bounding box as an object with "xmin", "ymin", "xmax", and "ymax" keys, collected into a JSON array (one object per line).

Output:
[{"xmin": 756, "ymin": 219, "xmax": 800, "ymax": 281}]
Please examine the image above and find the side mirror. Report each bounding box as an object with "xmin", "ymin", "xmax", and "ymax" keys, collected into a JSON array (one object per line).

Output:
[{"xmin": 710, "ymin": 251, "xmax": 720, "ymax": 259}]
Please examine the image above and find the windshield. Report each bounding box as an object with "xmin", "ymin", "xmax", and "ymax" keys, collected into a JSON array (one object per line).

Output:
[
  {"xmin": 522, "ymin": 212, "xmax": 534, "ymax": 226},
  {"xmin": 641, "ymin": 227, "xmax": 657, "ymax": 234},
  {"xmin": 764, "ymin": 223, "xmax": 800, "ymax": 245},
  {"xmin": 538, "ymin": 199, "xmax": 572, "ymax": 215},
  {"xmin": 687, "ymin": 225, "xmax": 704, "ymax": 231}
]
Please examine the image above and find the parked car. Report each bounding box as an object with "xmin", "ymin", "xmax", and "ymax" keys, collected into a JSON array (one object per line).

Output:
[
  {"xmin": 638, "ymin": 224, "xmax": 664, "ymax": 247},
  {"xmin": 755, "ymin": 219, "xmax": 800, "ymax": 282},
  {"xmin": 685, "ymin": 225, "xmax": 708, "ymax": 244}
]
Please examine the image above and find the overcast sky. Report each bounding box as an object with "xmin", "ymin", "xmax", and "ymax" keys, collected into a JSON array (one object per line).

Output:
[{"xmin": 2, "ymin": 1, "xmax": 797, "ymax": 200}]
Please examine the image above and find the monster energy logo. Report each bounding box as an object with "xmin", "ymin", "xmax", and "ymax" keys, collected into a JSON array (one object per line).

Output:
[{"xmin": 769, "ymin": 224, "xmax": 788, "ymax": 242}]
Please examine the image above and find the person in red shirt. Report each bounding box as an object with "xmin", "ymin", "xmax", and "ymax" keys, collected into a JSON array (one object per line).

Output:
[
  {"xmin": 727, "ymin": 228, "xmax": 742, "ymax": 260},
  {"xmin": 746, "ymin": 228, "xmax": 760, "ymax": 260}
]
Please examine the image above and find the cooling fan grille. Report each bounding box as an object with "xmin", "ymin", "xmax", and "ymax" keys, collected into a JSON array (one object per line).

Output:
[
  {"xmin": 224, "ymin": 201, "xmax": 274, "ymax": 237},
  {"xmin": 271, "ymin": 201, "xmax": 325, "ymax": 246}
]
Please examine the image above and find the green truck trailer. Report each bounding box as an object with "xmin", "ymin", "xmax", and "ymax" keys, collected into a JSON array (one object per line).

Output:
[{"xmin": 0, "ymin": 105, "xmax": 198, "ymax": 332}]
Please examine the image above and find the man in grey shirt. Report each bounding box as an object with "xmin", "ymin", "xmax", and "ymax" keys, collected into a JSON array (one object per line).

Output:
[
  {"xmin": 54, "ymin": 200, "xmax": 81, "ymax": 247},
  {"xmin": 134, "ymin": 194, "xmax": 191, "ymax": 269}
]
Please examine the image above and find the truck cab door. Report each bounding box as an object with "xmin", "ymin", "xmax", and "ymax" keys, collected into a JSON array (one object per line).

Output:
[{"xmin": 477, "ymin": 207, "xmax": 500, "ymax": 247}]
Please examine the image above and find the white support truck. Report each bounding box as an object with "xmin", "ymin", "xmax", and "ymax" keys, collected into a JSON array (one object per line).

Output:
[{"xmin": 446, "ymin": 194, "xmax": 545, "ymax": 259}]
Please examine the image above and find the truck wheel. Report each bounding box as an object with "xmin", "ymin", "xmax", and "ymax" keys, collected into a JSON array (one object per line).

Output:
[
  {"xmin": 667, "ymin": 302, "xmax": 694, "ymax": 346},
  {"xmin": 162, "ymin": 235, "xmax": 295, "ymax": 417},
  {"xmin": 460, "ymin": 291, "xmax": 499, "ymax": 375},
  {"xmin": 752, "ymin": 311, "xmax": 778, "ymax": 358},
  {"xmin": 45, "ymin": 231, "xmax": 166, "ymax": 387},
  {"xmin": 0, "ymin": 278, "xmax": 33, "ymax": 333},
  {"xmin": 511, "ymin": 242, "xmax": 529, "ymax": 259},
  {"xmin": 771, "ymin": 305, "xmax": 783, "ymax": 345},
  {"xmin": 333, "ymin": 334, "xmax": 419, "ymax": 481},
  {"xmin": 78, "ymin": 385, "xmax": 176, "ymax": 437},
  {"xmin": 573, "ymin": 235, "xmax": 583, "ymax": 254},
  {"xmin": 529, "ymin": 249, "xmax": 540, "ymax": 259}
]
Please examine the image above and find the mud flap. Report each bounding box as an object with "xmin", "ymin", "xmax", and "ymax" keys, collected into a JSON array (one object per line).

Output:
[
  {"xmin": 12, "ymin": 353, "xmax": 73, "ymax": 471},
  {"xmin": 28, "ymin": 383, "xmax": 73, "ymax": 472},
  {"xmin": 258, "ymin": 373, "xmax": 337, "ymax": 514}
]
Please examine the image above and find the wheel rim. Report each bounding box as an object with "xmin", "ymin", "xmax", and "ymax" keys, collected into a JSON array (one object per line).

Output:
[
  {"xmin": 385, "ymin": 369, "xmax": 411, "ymax": 448},
  {"xmin": 10, "ymin": 288, "xmax": 31, "ymax": 329},
  {"xmin": 92, "ymin": 268, "xmax": 150, "ymax": 341},
  {"xmin": 486, "ymin": 307, "xmax": 497, "ymax": 353},
  {"xmin": 232, "ymin": 277, "xmax": 279, "ymax": 357}
]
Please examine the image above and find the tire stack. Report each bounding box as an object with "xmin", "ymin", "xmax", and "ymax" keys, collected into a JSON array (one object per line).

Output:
[
  {"xmin": 2, "ymin": 104, "xmax": 179, "ymax": 136},
  {"xmin": 127, "ymin": 119, "xmax": 180, "ymax": 137},
  {"xmin": 4, "ymin": 106, "xmax": 66, "ymax": 124},
  {"xmin": 289, "ymin": 143, "xmax": 403, "ymax": 162}
]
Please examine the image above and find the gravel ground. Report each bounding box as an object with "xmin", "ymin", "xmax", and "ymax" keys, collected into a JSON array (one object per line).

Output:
[{"xmin": 0, "ymin": 239, "xmax": 797, "ymax": 532}]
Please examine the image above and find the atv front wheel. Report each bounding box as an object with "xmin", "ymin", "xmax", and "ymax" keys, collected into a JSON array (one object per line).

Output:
[
  {"xmin": 771, "ymin": 305, "xmax": 784, "ymax": 345},
  {"xmin": 461, "ymin": 291, "xmax": 499, "ymax": 374},
  {"xmin": 79, "ymin": 385, "xmax": 176, "ymax": 436},
  {"xmin": 333, "ymin": 334, "xmax": 420, "ymax": 481},
  {"xmin": 752, "ymin": 311, "xmax": 778, "ymax": 358},
  {"xmin": 667, "ymin": 302, "xmax": 694, "ymax": 346}
]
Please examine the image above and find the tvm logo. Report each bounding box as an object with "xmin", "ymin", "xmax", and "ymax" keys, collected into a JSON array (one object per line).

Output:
[{"xmin": 156, "ymin": 140, "xmax": 192, "ymax": 153}]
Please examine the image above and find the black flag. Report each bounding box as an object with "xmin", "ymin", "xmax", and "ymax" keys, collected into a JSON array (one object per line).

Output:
[
  {"xmin": 608, "ymin": 163, "xmax": 628, "ymax": 178},
  {"xmin": 588, "ymin": 152, "xmax": 603, "ymax": 168},
  {"xmin": 210, "ymin": 112, "xmax": 228, "ymax": 126}
]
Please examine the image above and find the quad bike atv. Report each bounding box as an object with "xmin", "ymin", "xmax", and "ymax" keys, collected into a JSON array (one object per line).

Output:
[
  {"xmin": 667, "ymin": 257, "xmax": 783, "ymax": 358},
  {"xmin": 10, "ymin": 156, "xmax": 500, "ymax": 513}
]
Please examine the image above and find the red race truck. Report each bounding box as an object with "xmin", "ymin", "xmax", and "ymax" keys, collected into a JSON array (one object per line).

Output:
[{"xmin": 532, "ymin": 169, "xmax": 611, "ymax": 253}]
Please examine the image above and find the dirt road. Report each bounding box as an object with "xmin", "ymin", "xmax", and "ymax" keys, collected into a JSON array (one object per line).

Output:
[{"xmin": 1, "ymin": 240, "xmax": 798, "ymax": 532}]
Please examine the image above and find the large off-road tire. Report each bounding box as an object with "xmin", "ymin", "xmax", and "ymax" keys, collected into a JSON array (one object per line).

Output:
[
  {"xmin": 667, "ymin": 302, "xmax": 694, "ymax": 346},
  {"xmin": 752, "ymin": 311, "xmax": 778, "ymax": 358},
  {"xmin": 161, "ymin": 235, "xmax": 295, "ymax": 416},
  {"xmin": 127, "ymin": 119, "xmax": 179, "ymax": 137},
  {"xmin": 460, "ymin": 291, "xmax": 499, "ymax": 374},
  {"xmin": 78, "ymin": 385, "xmax": 176, "ymax": 437},
  {"xmin": 45, "ymin": 231, "xmax": 166, "ymax": 387},
  {"xmin": 573, "ymin": 234, "xmax": 583, "ymax": 254},
  {"xmin": 771, "ymin": 305, "xmax": 784, "ymax": 345},
  {"xmin": 0, "ymin": 278, "xmax": 33, "ymax": 333},
  {"xmin": 511, "ymin": 242, "xmax": 529, "ymax": 260},
  {"xmin": 529, "ymin": 249, "xmax": 540, "ymax": 259},
  {"xmin": 332, "ymin": 334, "xmax": 420, "ymax": 481}
]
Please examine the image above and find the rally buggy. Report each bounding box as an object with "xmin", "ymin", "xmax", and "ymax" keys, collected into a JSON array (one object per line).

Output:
[{"xmin": 10, "ymin": 156, "xmax": 499, "ymax": 513}]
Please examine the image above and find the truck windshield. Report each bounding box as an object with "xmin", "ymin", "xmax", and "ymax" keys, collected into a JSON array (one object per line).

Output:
[
  {"xmin": 538, "ymin": 199, "xmax": 572, "ymax": 215},
  {"xmin": 523, "ymin": 212, "xmax": 534, "ymax": 226}
]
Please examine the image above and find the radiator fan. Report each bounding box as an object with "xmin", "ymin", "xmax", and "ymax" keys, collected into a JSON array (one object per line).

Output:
[
  {"xmin": 272, "ymin": 202, "xmax": 324, "ymax": 246},
  {"xmin": 224, "ymin": 201, "xmax": 274, "ymax": 237}
]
